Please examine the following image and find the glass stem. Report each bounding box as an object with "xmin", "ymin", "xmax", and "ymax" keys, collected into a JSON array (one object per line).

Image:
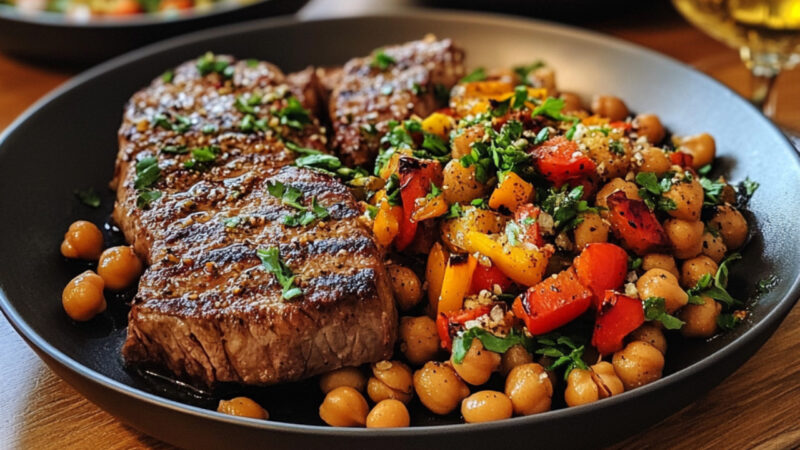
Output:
[{"xmin": 750, "ymin": 70, "xmax": 778, "ymax": 117}]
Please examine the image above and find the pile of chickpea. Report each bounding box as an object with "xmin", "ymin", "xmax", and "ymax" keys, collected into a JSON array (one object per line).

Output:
[{"xmin": 60, "ymin": 220, "xmax": 144, "ymax": 321}]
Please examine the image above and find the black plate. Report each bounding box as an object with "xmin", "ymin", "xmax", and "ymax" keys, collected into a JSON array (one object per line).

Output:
[
  {"xmin": 0, "ymin": 0, "xmax": 306, "ymax": 65},
  {"xmin": 1, "ymin": 11, "xmax": 799, "ymax": 450}
]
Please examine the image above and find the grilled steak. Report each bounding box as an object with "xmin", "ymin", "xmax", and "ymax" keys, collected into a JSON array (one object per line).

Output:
[
  {"xmin": 115, "ymin": 55, "xmax": 396, "ymax": 386},
  {"xmin": 329, "ymin": 35, "xmax": 466, "ymax": 166}
]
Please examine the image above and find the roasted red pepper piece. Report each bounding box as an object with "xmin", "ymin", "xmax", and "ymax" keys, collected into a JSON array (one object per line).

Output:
[
  {"xmin": 574, "ymin": 243, "xmax": 629, "ymax": 306},
  {"xmin": 436, "ymin": 305, "xmax": 493, "ymax": 350},
  {"xmin": 532, "ymin": 136, "xmax": 596, "ymax": 187},
  {"xmin": 512, "ymin": 267, "xmax": 593, "ymax": 335},
  {"xmin": 592, "ymin": 291, "xmax": 645, "ymax": 355},
  {"xmin": 514, "ymin": 204, "xmax": 544, "ymax": 247},
  {"xmin": 669, "ymin": 151, "xmax": 694, "ymax": 169},
  {"xmin": 396, "ymin": 157, "xmax": 442, "ymax": 251},
  {"xmin": 469, "ymin": 263, "xmax": 514, "ymax": 295},
  {"xmin": 609, "ymin": 121, "xmax": 632, "ymax": 132},
  {"xmin": 605, "ymin": 191, "xmax": 670, "ymax": 256}
]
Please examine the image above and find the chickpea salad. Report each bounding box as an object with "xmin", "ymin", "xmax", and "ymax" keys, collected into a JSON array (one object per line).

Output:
[{"xmin": 58, "ymin": 53, "xmax": 766, "ymax": 428}]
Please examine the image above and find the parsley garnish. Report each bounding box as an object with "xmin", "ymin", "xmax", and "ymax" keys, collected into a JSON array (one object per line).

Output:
[
  {"xmin": 628, "ymin": 256, "xmax": 643, "ymax": 271},
  {"xmin": 223, "ymin": 216, "xmax": 242, "ymax": 228},
  {"xmin": 533, "ymin": 127, "xmax": 550, "ymax": 145},
  {"xmin": 161, "ymin": 145, "xmax": 188, "ymax": 154},
  {"xmin": 635, "ymin": 172, "xmax": 677, "ymax": 212},
  {"xmin": 256, "ymin": 247, "xmax": 303, "ymax": 300},
  {"xmin": 686, "ymin": 253, "xmax": 741, "ymax": 309},
  {"xmin": 737, "ymin": 177, "xmax": 759, "ymax": 207},
  {"xmin": 183, "ymin": 146, "xmax": 220, "ymax": 170},
  {"xmin": 277, "ymin": 97, "xmax": 311, "ymax": 130},
  {"xmin": 202, "ymin": 124, "xmax": 218, "ymax": 134},
  {"xmin": 609, "ymin": 140, "xmax": 626, "ymax": 156},
  {"xmin": 716, "ymin": 313, "xmax": 742, "ymax": 330},
  {"xmin": 460, "ymin": 67, "xmax": 487, "ymax": 83},
  {"xmin": 239, "ymin": 114, "xmax": 268, "ymax": 133},
  {"xmin": 134, "ymin": 155, "xmax": 162, "ymax": 208},
  {"xmin": 541, "ymin": 185, "xmax": 595, "ymax": 230},
  {"xmin": 426, "ymin": 182, "xmax": 443, "ymax": 200},
  {"xmin": 234, "ymin": 94, "xmax": 261, "ymax": 114},
  {"xmin": 757, "ymin": 275, "xmax": 778, "ymax": 296},
  {"xmin": 384, "ymin": 173, "xmax": 402, "ymax": 206},
  {"xmin": 245, "ymin": 58, "xmax": 259, "ymax": 68},
  {"xmin": 136, "ymin": 190, "xmax": 162, "ymax": 209},
  {"xmin": 452, "ymin": 327, "xmax": 534, "ymax": 364},
  {"xmin": 371, "ymin": 50, "xmax": 396, "ymax": 70},
  {"xmin": 460, "ymin": 120, "xmax": 531, "ymax": 183},
  {"xmin": 196, "ymin": 52, "xmax": 234, "ymax": 78},
  {"xmin": 534, "ymin": 334, "xmax": 589, "ymax": 380},
  {"xmin": 699, "ymin": 176, "xmax": 727, "ymax": 206},
  {"xmin": 445, "ymin": 202, "xmax": 464, "ymax": 219},
  {"xmin": 152, "ymin": 113, "xmax": 191, "ymax": 133},
  {"xmin": 266, "ymin": 180, "xmax": 330, "ymax": 227},
  {"xmin": 74, "ymin": 188, "xmax": 100, "ymax": 208},
  {"xmin": 643, "ymin": 297, "xmax": 685, "ymax": 330},
  {"xmin": 513, "ymin": 61, "xmax": 545, "ymax": 84},
  {"xmin": 161, "ymin": 70, "xmax": 174, "ymax": 83}
]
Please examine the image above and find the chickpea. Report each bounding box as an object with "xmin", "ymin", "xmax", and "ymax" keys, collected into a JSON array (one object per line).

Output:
[
  {"xmin": 591, "ymin": 95, "xmax": 629, "ymax": 121},
  {"xmin": 612, "ymin": 341, "xmax": 665, "ymax": 390},
  {"xmin": 319, "ymin": 367, "xmax": 366, "ymax": 394},
  {"xmin": 663, "ymin": 177, "xmax": 703, "ymax": 221},
  {"xmin": 413, "ymin": 361, "xmax": 470, "ymax": 415},
  {"xmin": 560, "ymin": 92, "xmax": 583, "ymax": 113},
  {"xmin": 595, "ymin": 178, "xmax": 640, "ymax": 217},
  {"xmin": 587, "ymin": 137, "xmax": 631, "ymax": 179},
  {"xmin": 636, "ymin": 268, "xmax": 688, "ymax": 313},
  {"xmin": 681, "ymin": 256, "xmax": 719, "ymax": 289},
  {"xmin": 590, "ymin": 361, "xmax": 624, "ymax": 398},
  {"xmin": 505, "ymin": 363, "xmax": 552, "ymax": 415},
  {"xmin": 500, "ymin": 344, "xmax": 534, "ymax": 376},
  {"xmin": 642, "ymin": 253, "xmax": 679, "ymax": 279},
  {"xmin": 634, "ymin": 114, "xmax": 666, "ymax": 144},
  {"xmin": 367, "ymin": 360, "xmax": 414, "ymax": 404},
  {"xmin": 663, "ymin": 218, "xmax": 704, "ymax": 259},
  {"xmin": 451, "ymin": 125, "xmax": 484, "ymax": 159},
  {"xmin": 679, "ymin": 295, "xmax": 721, "ymax": 338},
  {"xmin": 572, "ymin": 212, "xmax": 609, "ymax": 250},
  {"xmin": 97, "ymin": 246, "xmax": 143, "ymax": 290},
  {"xmin": 701, "ymin": 231, "xmax": 728, "ymax": 264},
  {"xmin": 461, "ymin": 391, "xmax": 513, "ymax": 423},
  {"xmin": 708, "ymin": 205, "xmax": 748, "ymax": 250},
  {"xmin": 629, "ymin": 324, "xmax": 667, "ymax": 355},
  {"xmin": 388, "ymin": 265, "xmax": 422, "ymax": 311},
  {"xmin": 399, "ymin": 316, "xmax": 440, "ymax": 366},
  {"xmin": 564, "ymin": 369, "xmax": 599, "ymax": 407},
  {"xmin": 319, "ymin": 386, "xmax": 369, "ymax": 427},
  {"xmin": 451, "ymin": 339, "xmax": 501, "ymax": 385},
  {"xmin": 62, "ymin": 270, "xmax": 106, "ymax": 321},
  {"xmin": 442, "ymin": 159, "xmax": 489, "ymax": 204},
  {"xmin": 60, "ymin": 220, "xmax": 104, "ymax": 260},
  {"xmin": 366, "ymin": 399, "xmax": 410, "ymax": 428},
  {"xmin": 677, "ymin": 133, "xmax": 716, "ymax": 169},
  {"xmin": 217, "ymin": 397, "xmax": 269, "ymax": 420},
  {"xmin": 530, "ymin": 67, "xmax": 557, "ymax": 92},
  {"xmin": 637, "ymin": 146, "xmax": 671, "ymax": 175}
]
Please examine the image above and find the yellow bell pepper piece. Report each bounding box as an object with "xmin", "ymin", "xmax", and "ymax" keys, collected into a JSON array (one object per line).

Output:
[
  {"xmin": 421, "ymin": 112, "xmax": 455, "ymax": 139},
  {"xmin": 582, "ymin": 115, "xmax": 610, "ymax": 126},
  {"xmin": 426, "ymin": 242, "xmax": 449, "ymax": 308},
  {"xmin": 437, "ymin": 254, "xmax": 477, "ymax": 314},
  {"xmin": 411, "ymin": 194, "xmax": 449, "ymax": 222},
  {"xmin": 464, "ymin": 231, "xmax": 549, "ymax": 287},
  {"xmin": 488, "ymin": 172, "xmax": 534, "ymax": 212},
  {"xmin": 373, "ymin": 201, "xmax": 402, "ymax": 246}
]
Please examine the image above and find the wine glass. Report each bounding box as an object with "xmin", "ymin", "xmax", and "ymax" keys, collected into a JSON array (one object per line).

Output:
[{"xmin": 672, "ymin": 0, "xmax": 800, "ymax": 119}]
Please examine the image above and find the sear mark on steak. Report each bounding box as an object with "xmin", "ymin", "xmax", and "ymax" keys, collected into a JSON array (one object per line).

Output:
[{"xmin": 115, "ymin": 55, "xmax": 396, "ymax": 387}]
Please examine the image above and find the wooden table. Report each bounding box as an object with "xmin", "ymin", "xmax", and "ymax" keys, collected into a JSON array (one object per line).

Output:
[{"xmin": 1, "ymin": 1, "xmax": 799, "ymax": 448}]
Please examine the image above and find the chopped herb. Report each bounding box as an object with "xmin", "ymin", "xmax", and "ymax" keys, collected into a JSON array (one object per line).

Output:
[
  {"xmin": 136, "ymin": 190, "xmax": 162, "ymax": 209},
  {"xmin": 223, "ymin": 216, "xmax": 242, "ymax": 228},
  {"xmin": 565, "ymin": 121, "xmax": 579, "ymax": 141},
  {"xmin": 530, "ymin": 97, "xmax": 574, "ymax": 122},
  {"xmin": 184, "ymin": 146, "xmax": 220, "ymax": 170},
  {"xmin": 737, "ymin": 177, "xmax": 759, "ymax": 207},
  {"xmin": 505, "ymin": 221, "xmax": 523, "ymax": 246},
  {"xmin": 267, "ymin": 180, "xmax": 305, "ymax": 209},
  {"xmin": 134, "ymin": 156, "xmax": 161, "ymax": 190},
  {"xmin": 256, "ymin": 247, "xmax": 303, "ymax": 300},
  {"xmin": 277, "ymin": 97, "xmax": 311, "ymax": 130},
  {"xmin": 426, "ymin": 182, "xmax": 443, "ymax": 200},
  {"xmin": 461, "ymin": 67, "xmax": 487, "ymax": 83},
  {"xmin": 202, "ymin": 124, "xmax": 218, "ymax": 134},
  {"xmin": 239, "ymin": 114, "xmax": 268, "ymax": 133},
  {"xmin": 365, "ymin": 204, "xmax": 379, "ymax": 220},
  {"xmin": 609, "ymin": 140, "xmax": 626, "ymax": 156},
  {"xmin": 757, "ymin": 275, "xmax": 778, "ymax": 296},
  {"xmin": 445, "ymin": 202, "xmax": 464, "ymax": 219},
  {"xmin": 470, "ymin": 198, "xmax": 489, "ymax": 209},
  {"xmin": 541, "ymin": 185, "xmax": 595, "ymax": 230},
  {"xmin": 513, "ymin": 61, "xmax": 545, "ymax": 84},
  {"xmin": 699, "ymin": 176, "xmax": 727, "ymax": 206},
  {"xmin": 452, "ymin": 327, "xmax": 534, "ymax": 364},
  {"xmin": 384, "ymin": 173, "xmax": 402, "ymax": 206},
  {"xmin": 628, "ymin": 256, "xmax": 643, "ymax": 271},
  {"xmin": 460, "ymin": 120, "xmax": 531, "ymax": 183},
  {"xmin": 512, "ymin": 85, "xmax": 529, "ymax": 109},
  {"xmin": 698, "ymin": 164, "xmax": 712, "ymax": 176},
  {"xmin": 635, "ymin": 172, "xmax": 677, "ymax": 212},
  {"xmin": 533, "ymin": 127, "xmax": 550, "ymax": 145},
  {"xmin": 717, "ymin": 312, "xmax": 742, "ymax": 330},
  {"xmin": 234, "ymin": 94, "xmax": 261, "ymax": 114},
  {"xmin": 361, "ymin": 123, "xmax": 378, "ymax": 135},
  {"xmin": 161, "ymin": 145, "xmax": 188, "ymax": 154},
  {"xmin": 74, "ymin": 188, "xmax": 100, "ymax": 208},
  {"xmin": 246, "ymin": 58, "xmax": 259, "ymax": 68},
  {"xmin": 267, "ymin": 180, "xmax": 330, "ymax": 227},
  {"xmin": 534, "ymin": 334, "xmax": 588, "ymax": 380},
  {"xmin": 371, "ymin": 50, "xmax": 396, "ymax": 71},
  {"xmin": 152, "ymin": 113, "xmax": 192, "ymax": 133},
  {"xmin": 686, "ymin": 253, "xmax": 741, "ymax": 309},
  {"xmin": 643, "ymin": 297, "xmax": 685, "ymax": 330},
  {"xmin": 196, "ymin": 52, "xmax": 234, "ymax": 78},
  {"xmin": 161, "ymin": 70, "xmax": 174, "ymax": 83}
]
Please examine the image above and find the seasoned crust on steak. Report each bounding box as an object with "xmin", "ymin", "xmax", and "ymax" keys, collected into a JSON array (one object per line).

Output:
[
  {"xmin": 115, "ymin": 55, "xmax": 396, "ymax": 386},
  {"xmin": 329, "ymin": 35, "xmax": 465, "ymax": 166}
]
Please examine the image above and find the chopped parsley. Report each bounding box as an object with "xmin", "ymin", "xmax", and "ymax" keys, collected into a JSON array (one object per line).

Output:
[
  {"xmin": 136, "ymin": 190, "xmax": 162, "ymax": 209},
  {"xmin": 635, "ymin": 172, "xmax": 677, "ymax": 212},
  {"xmin": 717, "ymin": 312, "xmax": 743, "ymax": 330},
  {"xmin": 223, "ymin": 216, "xmax": 242, "ymax": 228},
  {"xmin": 371, "ymin": 50, "xmax": 396, "ymax": 71},
  {"xmin": 134, "ymin": 156, "xmax": 161, "ymax": 190},
  {"xmin": 460, "ymin": 67, "xmax": 487, "ymax": 83},
  {"xmin": 277, "ymin": 97, "xmax": 311, "ymax": 130},
  {"xmin": 699, "ymin": 176, "xmax": 728, "ymax": 206},
  {"xmin": 286, "ymin": 141, "xmax": 366, "ymax": 180},
  {"xmin": 161, "ymin": 145, "xmax": 188, "ymax": 154},
  {"xmin": 183, "ymin": 146, "xmax": 220, "ymax": 170},
  {"xmin": 245, "ymin": 58, "xmax": 259, "ymax": 68},
  {"xmin": 628, "ymin": 256, "xmax": 643, "ymax": 271},
  {"xmin": 266, "ymin": 180, "xmax": 330, "ymax": 227},
  {"xmin": 202, "ymin": 124, "xmax": 218, "ymax": 134},
  {"xmin": 756, "ymin": 275, "xmax": 778, "ymax": 296},
  {"xmin": 534, "ymin": 334, "xmax": 589, "ymax": 380},
  {"xmin": 152, "ymin": 113, "xmax": 191, "ymax": 133},
  {"xmin": 737, "ymin": 177, "xmax": 759, "ymax": 207},
  {"xmin": 445, "ymin": 202, "xmax": 464, "ymax": 219},
  {"xmin": 257, "ymin": 247, "xmax": 303, "ymax": 300},
  {"xmin": 234, "ymin": 94, "xmax": 262, "ymax": 114},
  {"xmin": 384, "ymin": 173, "xmax": 402, "ymax": 206},
  {"xmin": 426, "ymin": 182, "xmax": 443, "ymax": 200},
  {"xmin": 74, "ymin": 188, "xmax": 100, "ymax": 208},
  {"xmin": 540, "ymin": 185, "xmax": 595, "ymax": 230},
  {"xmin": 239, "ymin": 114, "xmax": 268, "ymax": 133},
  {"xmin": 686, "ymin": 253, "xmax": 742, "ymax": 309},
  {"xmin": 533, "ymin": 127, "xmax": 550, "ymax": 145},
  {"xmin": 513, "ymin": 61, "xmax": 545, "ymax": 84},
  {"xmin": 460, "ymin": 120, "xmax": 531, "ymax": 183},
  {"xmin": 196, "ymin": 52, "xmax": 234, "ymax": 78},
  {"xmin": 609, "ymin": 140, "xmax": 626, "ymax": 156},
  {"xmin": 643, "ymin": 297, "xmax": 685, "ymax": 330},
  {"xmin": 161, "ymin": 70, "xmax": 174, "ymax": 83},
  {"xmin": 452, "ymin": 327, "xmax": 534, "ymax": 364}
]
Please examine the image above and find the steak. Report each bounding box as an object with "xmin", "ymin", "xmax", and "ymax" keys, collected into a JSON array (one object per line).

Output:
[
  {"xmin": 115, "ymin": 55, "xmax": 396, "ymax": 386},
  {"xmin": 329, "ymin": 35, "xmax": 466, "ymax": 166}
]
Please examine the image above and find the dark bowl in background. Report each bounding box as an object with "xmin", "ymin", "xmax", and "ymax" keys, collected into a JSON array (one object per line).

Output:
[
  {"xmin": 0, "ymin": 10, "xmax": 799, "ymax": 450},
  {"xmin": 0, "ymin": 0, "xmax": 306, "ymax": 66}
]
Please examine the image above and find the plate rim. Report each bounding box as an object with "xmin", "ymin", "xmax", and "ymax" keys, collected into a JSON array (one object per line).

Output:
[{"xmin": 1, "ymin": 8, "xmax": 800, "ymax": 437}]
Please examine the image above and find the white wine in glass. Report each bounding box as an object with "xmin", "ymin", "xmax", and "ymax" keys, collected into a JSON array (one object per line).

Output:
[{"xmin": 672, "ymin": 0, "xmax": 800, "ymax": 117}]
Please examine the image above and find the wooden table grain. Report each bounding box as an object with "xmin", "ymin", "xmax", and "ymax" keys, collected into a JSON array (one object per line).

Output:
[{"xmin": 1, "ymin": 1, "xmax": 799, "ymax": 449}]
